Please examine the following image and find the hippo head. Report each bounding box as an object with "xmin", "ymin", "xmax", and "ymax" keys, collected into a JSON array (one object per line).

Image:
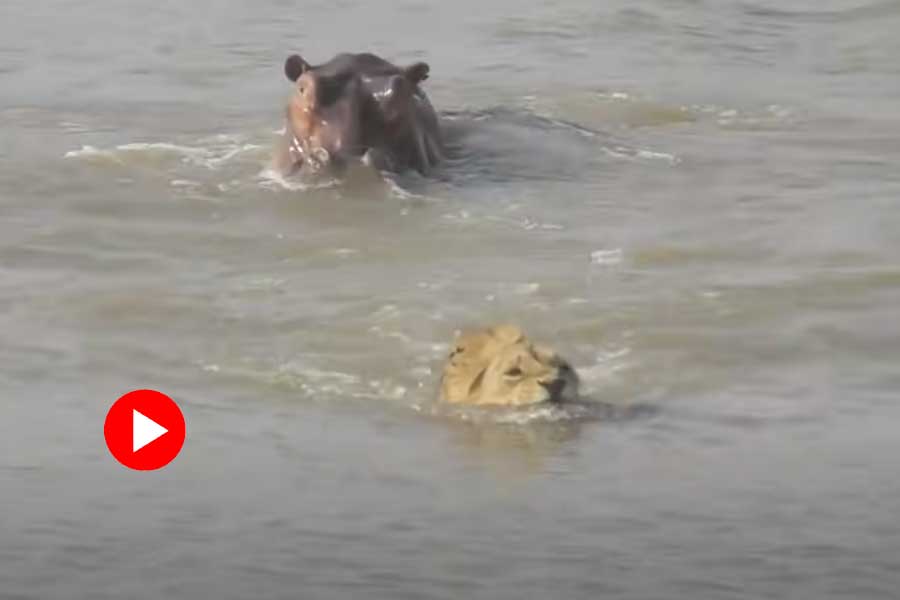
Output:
[
  {"xmin": 282, "ymin": 53, "xmax": 434, "ymax": 173},
  {"xmin": 283, "ymin": 54, "xmax": 364, "ymax": 171}
]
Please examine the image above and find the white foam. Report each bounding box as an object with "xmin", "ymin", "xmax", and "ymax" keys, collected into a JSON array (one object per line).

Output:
[
  {"xmin": 169, "ymin": 179, "xmax": 200, "ymax": 188},
  {"xmin": 65, "ymin": 138, "xmax": 261, "ymax": 169},
  {"xmin": 64, "ymin": 145, "xmax": 118, "ymax": 160},
  {"xmin": 596, "ymin": 91, "xmax": 631, "ymax": 101},
  {"xmin": 635, "ymin": 149, "xmax": 679, "ymax": 164},
  {"xmin": 481, "ymin": 214, "xmax": 564, "ymax": 231},
  {"xmin": 604, "ymin": 145, "xmax": 678, "ymax": 164},
  {"xmin": 257, "ymin": 167, "xmax": 340, "ymax": 191},
  {"xmin": 591, "ymin": 248, "xmax": 623, "ymax": 265},
  {"xmin": 118, "ymin": 141, "xmax": 260, "ymax": 169},
  {"xmin": 385, "ymin": 177, "xmax": 418, "ymax": 199}
]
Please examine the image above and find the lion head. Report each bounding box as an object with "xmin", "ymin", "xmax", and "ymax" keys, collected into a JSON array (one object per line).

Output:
[{"xmin": 439, "ymin": 325, "xmax": 579, "ymax": 406}]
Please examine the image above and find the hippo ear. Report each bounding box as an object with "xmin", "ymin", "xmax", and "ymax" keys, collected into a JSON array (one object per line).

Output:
[
  {"xmin": 403, "ymin": 62, "xmax": 430, "ymax": 84},
  {"xmin": 284, "ymin": 54, "xmax": 311, "ymax": 82}
]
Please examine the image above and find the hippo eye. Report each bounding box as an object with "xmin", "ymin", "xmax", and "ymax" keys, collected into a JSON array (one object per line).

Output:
[{"xmin": 504, "ymin": 367, "xmax": 523, "ymax": 378}]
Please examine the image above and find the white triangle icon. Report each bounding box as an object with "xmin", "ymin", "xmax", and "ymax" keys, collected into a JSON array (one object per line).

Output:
[{"xmin": 133, "ymin": 409, "xmax": 168, "ymax": 452}]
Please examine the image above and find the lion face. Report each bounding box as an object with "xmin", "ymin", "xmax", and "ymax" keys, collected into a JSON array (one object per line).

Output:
[{"xmin": 439, "ymin": 325, "xmax": 579, "ymax": 406}]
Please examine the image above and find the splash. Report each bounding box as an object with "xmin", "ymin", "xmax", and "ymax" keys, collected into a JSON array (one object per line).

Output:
[{"xmin": 257, "ymin": 166, "xmax": 341, "ymax": 191}]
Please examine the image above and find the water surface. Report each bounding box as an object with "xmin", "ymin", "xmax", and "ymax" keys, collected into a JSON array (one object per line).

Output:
[{"xmin": 3, "ymin": 1, "xmax": 900, "ymax": 598}]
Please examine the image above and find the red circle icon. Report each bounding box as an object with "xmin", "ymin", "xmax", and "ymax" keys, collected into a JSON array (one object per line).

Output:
[{"xmin": 104, "ymin": 389, "xmax": 186, "ymax": 471}]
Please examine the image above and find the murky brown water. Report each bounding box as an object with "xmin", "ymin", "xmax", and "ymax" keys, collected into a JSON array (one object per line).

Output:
[{"xmin": 3, "ymin": 1, "xmax": 900, "ymax": 598}]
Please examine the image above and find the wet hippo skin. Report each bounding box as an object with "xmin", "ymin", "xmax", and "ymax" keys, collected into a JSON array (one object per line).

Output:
[{"xmin": 273, "ymin": 52, "xmax": 443, "ymax": 176}]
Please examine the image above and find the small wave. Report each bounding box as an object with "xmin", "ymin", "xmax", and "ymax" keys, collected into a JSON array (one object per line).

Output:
[
  {"xmin": 258, "ymin": 156, "xmax": 422, "ymax": 195},
  {"xmin": 433, "ymin": 403, "xmax": 602, "ymax": 425},
  {"xmin": 524, "ymin": 88, "xmax": 695, "ymax": 129},
  {"xmin": 741, "ymin": 1, "xmax": 900, "ymax": 24},
  {"xmin": 201, "ymin": 358, "xmax": 369, "ymax": 399},
  {"xmin": 602, "ymin": 145, "xmax": 679, "ymax": 164},
  {"xmin": 169, "ymin": 178, "xmax": 201, "ymax": 188},
  {"xmin": 688, "ymin": 103, "xmax": 799, "ymax": 130},
  {"xmin": 483, "ymin": 214, "xmax": 566, "ymax": 231},
  {"xmin": 257, "ymin": 166, "xmax": 341, "ymax": 191},
  {"xmin": 119, "ymin": 141, "xmax": 261, "ymax": 169},
  {"xmin": 432, "ymin": 399, "xmax": 626, "ymax": 425},
  {"xmin": 442, "ymin": 106, "xmax": 681, "ymax": 184},
  {"xmin": 65, "ymin": 138, "xmax": 262, "ymax": 170},
  {"xmin": 382, "ymin": 174, "xmax": 429, "ymax": 200},
  {"xmin": 64, "ymin": 145, "xmax": 118, "ymax": 161}
]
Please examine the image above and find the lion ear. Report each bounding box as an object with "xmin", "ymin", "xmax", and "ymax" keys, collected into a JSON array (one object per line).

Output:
[
  {"xmin": 285, "ymin": 54, "xmax": 311, "ymax": 82},
  {"xmin": 404, "ymin": 62, "xmax": 429, "ymax": 84},
  {"xmin": 467, "ymin": 368, "xmax": 486, "ymax": 397}
]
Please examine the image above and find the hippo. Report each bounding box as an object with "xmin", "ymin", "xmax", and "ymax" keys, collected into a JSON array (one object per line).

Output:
[{"xmin": 272, "ymin": 52, "xmax": 443, "ymax": 176}]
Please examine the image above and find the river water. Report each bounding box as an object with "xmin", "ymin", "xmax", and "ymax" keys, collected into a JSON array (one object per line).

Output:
[{"xmin": 3, "ymin": 1, "xmax": 900, "ymax": 598}]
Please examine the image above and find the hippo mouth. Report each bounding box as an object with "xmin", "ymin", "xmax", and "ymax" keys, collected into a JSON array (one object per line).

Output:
[{"xmin": 288, "ymin": 133, "xmax": 332, "ymax": 173}]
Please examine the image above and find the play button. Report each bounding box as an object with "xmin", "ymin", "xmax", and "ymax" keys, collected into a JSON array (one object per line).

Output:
[
  {"xmin": 132, "ymin": 409, "xmax": 169, "ymax": 452},
  {"xmin": 104, "ymin": 389, "xmax": 186, "ymax": 470}
]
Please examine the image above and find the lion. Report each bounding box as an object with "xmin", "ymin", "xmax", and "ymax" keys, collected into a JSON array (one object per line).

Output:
[{"xmin": 439, "ymin": 325, "xmax": 580, "ymax": 406}]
